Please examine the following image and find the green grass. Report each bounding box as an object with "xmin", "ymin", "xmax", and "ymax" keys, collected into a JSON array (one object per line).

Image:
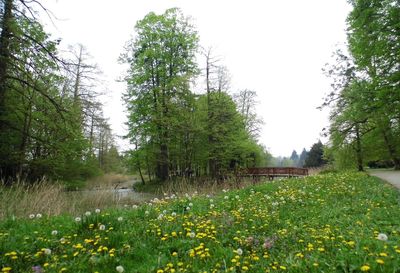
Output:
[{"xmin": 1, "ymin": 172, "xmax": 399, "ymax": 272}]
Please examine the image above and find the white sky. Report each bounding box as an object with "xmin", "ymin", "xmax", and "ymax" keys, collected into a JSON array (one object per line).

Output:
[{"xmin": 40, "ymin": 0, "xmax": 351, "ymax": 157}]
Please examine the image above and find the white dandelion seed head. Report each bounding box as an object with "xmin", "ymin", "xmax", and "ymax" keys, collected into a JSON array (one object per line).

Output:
[
  {"xmin": 95, "ymin": 209, "xmax": 101, "ymax": 213},
  {"xmin": 171, "ymin": 212, "xmax": 177, "ymax": 217},
  {"xmin": 224, "ymin": 196, "xmax": 229, "ymax": 200},
  {"xmin": 377, "ymin": 233, "xmax": 388, "ymax": 241},
  {"xmin": 60, "ymin": 238, "xmax": 66, "ymax": 243},
  {"xmin": 43, "ymin": 248, "xmax": 51, "ymax": 255},
  {"xmin": 236, "ymin": 248, "xmax": 243, "ymax": 255},
  {"xmin": 36, "ymin": 213, "xmax": 42, "ymax": 218},
  {"xmin": 85, "ymin": 211, "xmax": 91, "ymax": 216},
  {"xmin": 210, "ymin": 204, "xmax": 215, "ymax": 209},
  {"xmin": 186, "ymin": 207, "xmax": 191, "ymax": 211},
  {"xmin": 189, "ymin": 232, "xmax": 196, "ymax": 238},
  {"xmin": 99, "ymin": 224, "xmax": 106, "ymax": 230},
  {"xmin": 163, "ymin": 210, "xmax": 167, "ymax": 214},
  {"xmin": 132, "ymin": 205, "xmax": 138, "ymax": 209},
  {"xmin": 29, "ymin": 214, "xmax": 35, "ymax": 219},
  {"xmin": 51, "ymin": 230, "xmax": 58, "ymax": 236},
  {"xmin": 116, "ymin": 265, "xmax": 124, "ymax": 272},
  {"xmin": 157, "ymin": 214, "xmax": 164, "ymax": 220},
  {"xmin": 209, "ymin": 199, "xmax": 214, "ymax": 203},
  {"xmin": 235, "ymin": 195, "xmax": 240, "ymax": 199},
  {"xmin": 117, "ymin": 217, "xmax": 123, "ymax": 222},
  {"xmin": 75, "ymin": 217, "xmax": 81, "ymax": 222},
  {"xmin": 189, "ymin": 203, "xmax": 193, "ymax": 207}
]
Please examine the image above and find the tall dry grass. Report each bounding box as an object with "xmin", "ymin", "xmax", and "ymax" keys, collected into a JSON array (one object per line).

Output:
[{"xmin": 0, "ymin": 178, "xmax": 151, "ymax": 220}]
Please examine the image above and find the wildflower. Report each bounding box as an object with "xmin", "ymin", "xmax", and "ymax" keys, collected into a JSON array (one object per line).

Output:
[
  {"xmin": 85, "ymin": 211, "xmax": 91, "ymax": 216},
  {"xmin": 157, "ymin": 214, "xmax": 164, "ymax": 220},
  {"xmin": 99, "ymin": 225, "xmax": 106, "ymax": 230},
  {"xmin": 171, "ymin": 212, "xmax": 177, "ymax": 217},
  {"xmin": 145, "ymin": 210, "xmax": 149, "ymax": 215},
  {"xmin": 117, "ymin": 216, "xmax": 123, "ymax": 221},
  {"xmin": 360, "ymin": 265, "xmax": 370, "ymax": 271},
  {"xmin": 186, "ymin": 207, "xmax": 191, "ymax": 211},
  {"xmin": 43, "ymin": 248, "xmax": 51, "ymax": 255},
  {"xmin": 75, "ymin": 217, "xmax": 81, "ymax": 222},
  {"xmin": 210, "ymin": 204, "xmax": 215, "ymax": 209},
  {"xmin": 189, "ymin": 202, "xmax": 193, "ymax": 207},
  {"xmin": 377, "ymin": 233, "xmax": 388, "ymax": 241},
  {"xmin": 224, "ymin": 196, "xmax": 229, "ymax": 200},
  {"xmin": 116, "ymin": 265, "xmax": 124, "ymax": 272},
  {"xmin": 236, "ymin": 248, "xmax": 243, "ymax": 255},
  {"xmin": 132, "ymin": 205, "xmax": 138, "ymax": 209},
  {"xmin": 36, "ymin": 213, "xmax": 42, "ymax": 218},
  {"xmin": 189, "ymin": 232, "xmax": 196, "ymax": 238},
  {"xmin": 376, "ymin": 259, "xmax": 384, "ymax": 264},
  {"xmin": 2, "ymin": 267, "xmax": 12, "ymax": 272},
  {"xmin": 29, "ymin": 214, "xmax": 35, "ymax": 219},
  {"xmin": 60, "ymin": 238, "xmax": 66, "ymax": 243},
  {"xmin": 95, "ymin": 208, "xmax": 101, "ymax": 213},
  {"xmin": 51, "ymin": 230, "xmax": 58, "ymax": 236}
]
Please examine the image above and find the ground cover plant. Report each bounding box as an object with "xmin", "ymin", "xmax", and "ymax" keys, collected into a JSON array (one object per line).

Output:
[{"xmin": 1, "ymin": 172, "xmax": 399, "ymax": 272}]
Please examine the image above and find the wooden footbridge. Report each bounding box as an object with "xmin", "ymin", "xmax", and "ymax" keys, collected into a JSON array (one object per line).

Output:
[{"xmin": 240, "ymin": 167, "xmax": 308, "ymax": 180}]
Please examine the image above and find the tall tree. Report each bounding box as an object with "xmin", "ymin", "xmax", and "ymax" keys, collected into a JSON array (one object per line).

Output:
[
  {"xmin": 122, "ymin": 8, "xmax": 199, "ymax": 181},
  {"xmin": 304, "ymin": 141, "xmax": 327, "ymax": 168},
  {"xmin": 234, "ymin": 89, "xmax": 263, "ymax": 139}
]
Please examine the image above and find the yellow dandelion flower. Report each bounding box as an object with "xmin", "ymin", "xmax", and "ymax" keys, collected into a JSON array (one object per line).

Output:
[
  {"xmin": 360, "ymin": 265, "xmax": 370, "ymax": 271},
  {"xmin": 2, "ymin": 267, "xmax": 12, "ymax": 272},
  {"xmin": 376, "ymin": 259, "xmax": 384, "ymax": 264}
]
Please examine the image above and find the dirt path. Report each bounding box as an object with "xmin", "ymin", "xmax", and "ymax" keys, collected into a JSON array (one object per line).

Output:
[{"xmin": 369, "ymin": 169, "xmax": 400, "ymax": 190}]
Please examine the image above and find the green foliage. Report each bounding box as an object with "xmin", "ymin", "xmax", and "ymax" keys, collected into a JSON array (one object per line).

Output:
[
  {"xmin": 122, "ymin": 9, "xmax": 269, "ymax": 182},
  {"xmin": 0, "ymin": 1, "xmax": 119, "ymax": 183},
  {"xmin": 304, "ymin": 141, "xmax": 327, "ymax": 168},
  {"xmin": 324, "ymin": 0, "xmax": 400, "ymax": 170}
]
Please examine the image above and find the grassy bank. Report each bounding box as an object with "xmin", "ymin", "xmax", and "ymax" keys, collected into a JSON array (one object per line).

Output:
[
  {"xmin": 1, "ymin": 172, "xmax": 399, "ymax": 272},
  {"xmin": 0, "ymin": 174, "xmax": 145, "ymax": 219}
]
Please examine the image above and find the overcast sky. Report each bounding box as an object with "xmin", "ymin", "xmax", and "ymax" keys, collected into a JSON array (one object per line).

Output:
[{"xmin": 41, "ymin": 0, "xmax": 351, "ymax": 157}]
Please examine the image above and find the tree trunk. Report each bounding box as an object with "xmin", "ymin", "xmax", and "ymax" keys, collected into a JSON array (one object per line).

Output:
[
  {"xmin": 354, "ymin": 123, "xmax": 364, "ymax": 171},
  {"xmin": 0, "ymin": 0, "xmax": 13, "ymax": 116}
]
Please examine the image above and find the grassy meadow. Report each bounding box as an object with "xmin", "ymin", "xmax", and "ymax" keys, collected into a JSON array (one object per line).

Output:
[{"xmin": 1, "ymin": 172, "xmax": 399, "ymax": 272}]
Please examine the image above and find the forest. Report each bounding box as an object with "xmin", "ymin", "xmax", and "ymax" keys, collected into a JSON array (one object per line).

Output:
[{"xmin": 0, "ymin": 0, "xmax": 399, "ymax": 186}]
